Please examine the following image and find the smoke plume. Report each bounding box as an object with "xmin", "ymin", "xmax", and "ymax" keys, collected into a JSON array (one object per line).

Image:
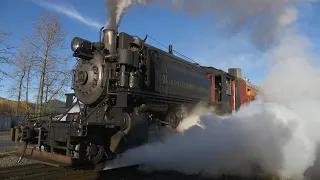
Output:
[
  {"xmin": 165, "ymin": 0, "xmax": 301, "ymax": 51},
  {"xmin": 104, "ymin": 0, "xmax": 301, "ymax": 50},
  {"xmin": 103, "ymin": 0, "xmax": 320, "ymax": 179},
  {"xmin": 104, "ymin": 0, "xmax": 150, "ymax": 29}
]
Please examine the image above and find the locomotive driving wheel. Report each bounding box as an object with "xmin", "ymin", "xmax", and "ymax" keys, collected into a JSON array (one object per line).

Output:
[{"xmin": 78, "ymin": 135, "xmax": 105, "ymax": 165}]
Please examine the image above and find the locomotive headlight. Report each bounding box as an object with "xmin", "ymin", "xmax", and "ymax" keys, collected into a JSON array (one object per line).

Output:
[
  {"xmin": 71, "ymin": 37, "xmax": 81, "ymax": 51},
  {"xmin": 70, "ymin": 37, "xmax": 93, "ymax": 52}
]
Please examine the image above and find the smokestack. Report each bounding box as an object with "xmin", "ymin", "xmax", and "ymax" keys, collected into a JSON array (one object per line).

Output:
[{"xmin": 103, "ymin": 29, "xmax": 117, "ymax": 55}]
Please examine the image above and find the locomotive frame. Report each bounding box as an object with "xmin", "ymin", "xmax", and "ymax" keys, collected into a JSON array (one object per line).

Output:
[{"xmin": 11, "ymin": 28, "xmax": 259, "ymax": 166}]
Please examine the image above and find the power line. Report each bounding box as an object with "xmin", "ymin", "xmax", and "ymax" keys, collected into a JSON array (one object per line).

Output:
[
  {"xmin": 146, "ymin": 35, "xmax": 201, "ymax": 65},
  {"xmin": 145, "ymin": 34, "xmax": 209, "ymax": 73}
]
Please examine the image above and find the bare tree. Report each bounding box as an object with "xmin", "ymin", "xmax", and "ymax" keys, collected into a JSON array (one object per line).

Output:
[
  {"xmin": 0, "ymin": 27, "xmax": 14, "ymax": 88},
  {"xmin": 15, "ymin": 48, "xmax": 28, "ymax": 115},
  {"xmin": 7, "ymin": 44, "xmax": 39, "ymax": 115},
  {"xmin": 42, "ymin": 59, "xmax": 71, "ymax": 114},
  {"xmin": 25, "ymin": 47, "xmax": 38, "ymax": 112},
  {"xmin": 44, "ymin": 68, "xmax": 71, "ymax": 102},
  {"xmin": 0, "ymin": 29, "xmax": 13, "ymax": 63},
  {"xmin": 24, "ymin": 12, "xmax": 68, "ymax": 116}
]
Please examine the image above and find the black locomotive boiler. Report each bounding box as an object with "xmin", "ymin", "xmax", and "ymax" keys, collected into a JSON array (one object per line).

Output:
[{"xmin": 12, "ymin": 28, "xmax": 257, "ymax": 166}]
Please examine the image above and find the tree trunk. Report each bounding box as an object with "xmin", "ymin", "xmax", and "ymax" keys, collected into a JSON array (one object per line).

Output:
[
  {"xmin": 45, "ymin": 72, "xmax": 49, "ymax": 103},
  {"xmin": 38, "ymin": 61, "xmax": 46, "ymax": 115},
  {"xmin": 16, "ymin": 68, "xmax": 25, "ymax": 115},
  {"xmin": 44, "ymin": 72, "xmax": 49, "ymax": 114},
  {"xmin": 36, "ymin": 82, "xmax": 41, "ymax": 114},
  {"xmin": 37, "ymin": 46, "xmax": 49, "ymax": 116},
  {"xmin": 25, "ymin": 65, "xmax": 31, "ymax": 113}
]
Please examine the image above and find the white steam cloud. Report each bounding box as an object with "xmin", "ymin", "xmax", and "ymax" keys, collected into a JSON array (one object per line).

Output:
[
  {"xmin": 104, "ymin": 0, "xmax": 150, "ymax": 29},
  {"xmin": 103, "ymin": 0, "xmax": 320, "ymax": 179},
  {"xmin": 105, "ymin": 99, "xmax": 318, "ymax": 179},
  {"xmin": 104, "ymin": 0, "xmax": 302, "ymax": 50}
]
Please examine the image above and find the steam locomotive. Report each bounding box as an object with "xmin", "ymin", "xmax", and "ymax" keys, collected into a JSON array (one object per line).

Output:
[{"xmin": 11, "ymin": 28, "xmax": 259, "ymax": 166}]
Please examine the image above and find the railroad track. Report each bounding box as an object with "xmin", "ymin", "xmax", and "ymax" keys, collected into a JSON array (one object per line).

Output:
[
  {"xmin": 0, "ymin": 163, "xmax": 289, "ymax": 180},
  {"xmin": 0, "ymin": 152, "xmax": 288, "ymax": 180},
  {"xmin": 0, "ymin": 150, "xmax": 144, "ymax": 180},
  {"xmin": 0, "ymin": 163, "xmax": 101, "ymax": 180}
]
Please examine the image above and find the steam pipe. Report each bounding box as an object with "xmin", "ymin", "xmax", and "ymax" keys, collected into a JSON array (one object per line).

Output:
[
  {"xmin": 99, "ymin": 27, "xmax": 104, "ymax": 42},
  {"xmin": 145, "ymin": 50, "xmax": 151, "ymax": 88},
  {"xmin": 145, "ymin": 50, "xmax": 157, "ymax": 89},
  {"xmin": 135, "ymin": 103, "xmax": 168, "ymax": 113},
  {"xmin": 169, "ymin": 44, "xmax": 173, "ymax": 54}
]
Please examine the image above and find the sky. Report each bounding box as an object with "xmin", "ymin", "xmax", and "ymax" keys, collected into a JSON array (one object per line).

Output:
[{"xmin": 0, "ymin": 0, "xmax": 320, "ymax": 102}]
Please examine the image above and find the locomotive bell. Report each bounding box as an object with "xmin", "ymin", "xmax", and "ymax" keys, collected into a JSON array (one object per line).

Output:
[{"xmin": 103, "ymin": 29, "xmax": 117, "ymax": 55}]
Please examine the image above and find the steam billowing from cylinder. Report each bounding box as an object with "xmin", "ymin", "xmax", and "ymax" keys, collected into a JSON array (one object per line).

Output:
[{"xmin": 103, "ymin": 0, "xmax": 320, "ymax": 179}]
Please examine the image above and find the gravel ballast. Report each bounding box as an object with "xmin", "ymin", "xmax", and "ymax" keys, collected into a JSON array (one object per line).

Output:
[
  {"xmin": 0, "ymin": 154, "xmax": 38, "ymax": 168},
  {"xmin": 0, "ymin": 146, "xmax": 38, "ymax": 168},
  {"xmin": 0, "ymin": 135, "xmax": 10, "ymax": 141},
  {"xmin": 0, "ymin": 131, "xmax": 38, "ymax": 168}
]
